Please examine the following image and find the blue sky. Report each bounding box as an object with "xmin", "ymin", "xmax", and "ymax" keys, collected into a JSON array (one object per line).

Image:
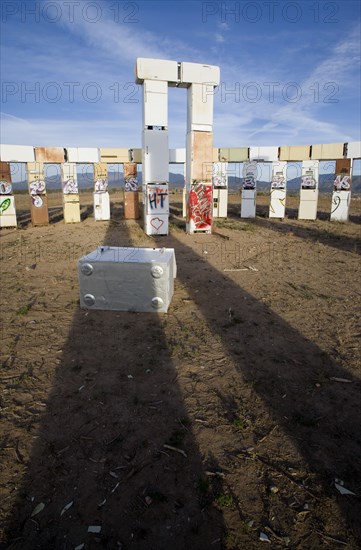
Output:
[{"xmin": 1, "ymin": 0, "xmax": 360, "ymax": 177}]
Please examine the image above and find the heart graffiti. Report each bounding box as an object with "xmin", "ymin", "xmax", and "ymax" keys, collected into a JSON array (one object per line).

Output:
[{"xmin": 150, "ymin": 217, "xmax": 164, "ymax": 231}]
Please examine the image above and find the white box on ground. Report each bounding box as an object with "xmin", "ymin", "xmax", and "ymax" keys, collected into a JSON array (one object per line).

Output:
[
  {"xmin": 78, "ymin": 246, "xmax": 177, "ymax": 313},
  {"xmin": 94, "ymin": 192, "xmax": 110, "ymax": 221}
]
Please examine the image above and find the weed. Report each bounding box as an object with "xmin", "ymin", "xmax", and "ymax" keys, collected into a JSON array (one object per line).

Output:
[
  {"xmin": 17, "ymin": 305, "xmax": 29, "ymax": 315},
  {"xmin": 216, "ymin": 492, "xmax": 234, "ymax": 508},
  {"xmin": 233, "ymin": 418, "xmax": 246, "ymax": 429}
]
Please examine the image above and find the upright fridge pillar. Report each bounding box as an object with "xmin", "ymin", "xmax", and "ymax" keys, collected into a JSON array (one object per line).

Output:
[
  {"xmin": 298, "ymin": 161, "xmax": 319, "ymax": 220},
  {"xmin": 27, "ymin": 162, "xmax": 49, "ymax": 226},
  {"xmin": 330, "ymin": 159, "xmax": 352, "ymax": 222},
  {"xmin": 124, "ymin": 162, "xmax": 140, "ymax": 219},
  {"xmin": 93, "ymin": 162, "xmax": 110, "ymax": 221},
  {"xmin": 182, "ymin": 62, "xmax": 220, "ymax": 234},
  {"xmin": 269, "ymin": 162, "xmax": 287, "ymax": 218},
  {"xmin": 240, "ymin": 162, "xmax": 257, "ymax": 218},
  {"xmin": 212, "ymin": 162, "xmax": 228, "ymax": 218},
  {"xmin": 135, "ymin": 58, "xmax": 175, "ymax": 236},
  {"xmin": 0, "ymin": 161, "xmax": 17, "ymax": 228},
  {"xmin": 61, "ymin": 162, "xmax": 80, "ymax": 223}
]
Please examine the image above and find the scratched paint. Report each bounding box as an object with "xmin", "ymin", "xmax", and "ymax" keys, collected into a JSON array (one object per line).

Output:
[{"xmin": 188, "ymin": 183, "xmax": 212, "ymax": 230}]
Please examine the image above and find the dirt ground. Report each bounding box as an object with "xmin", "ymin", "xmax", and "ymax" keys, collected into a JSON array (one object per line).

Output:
[{"xmin": 1, "ymin": 191, "xmax": 360, "ymax": 550}]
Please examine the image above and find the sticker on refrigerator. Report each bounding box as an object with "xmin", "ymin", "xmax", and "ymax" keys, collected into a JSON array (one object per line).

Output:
[
  {"xmin": 0, "ymin": 181, "xmax": 12, "ymax": 194},
  {"xmin": 29, "ymin": 180, "xmax": 46, "ymax": 195},
  {"xmin": 63, "ymin": 178, "xmax": 79, "ymax": 194},
  {"xmin": 94, "ymin": 178, "xmax": 108, "ymax": 192},
  {"xmin": 189, "ymin": 183, "xmax": 212, "ymax": 229}
]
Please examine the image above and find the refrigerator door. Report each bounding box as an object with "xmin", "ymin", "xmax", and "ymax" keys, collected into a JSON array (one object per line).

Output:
[
  {"xmin": 330, "ymin": 190, "xmax": 350, "ymax": 221},
  {"xmin": 0, "ymin": 195, "xmax": 17, "ymax": 227},
  {"xmin": 347, "ymin": 141, "xmax": 361, "ymax": 159},
  {"xmin": 298, "ymin": 189, "xmax": 319, "ymax": 220},
  {"xmin": 143, "ymin": 80, "xmax": 168, "ymax": 127},
  {"xmin": 145, "ymin": 184, "xmax": 169, "ymax": 215},
  {"xmin": 136, "ymin": 58, "xmax": 178, "ymax": 84},
  {"xmin": 269, "ymin": 189, "xmax": 286, "ymax": 218},
  {"xmin": 187, "ymin": 183, "xmax": 212, "ymax": 233},
  {"xmin": 124, "ymin": 191, "xmax": 140, "ymax": 219},
  {"xmin": 187, "ymin": 83, "xmax": 213, "ymax": 132},
  {"xmin": 94, "ymin": 192, "xmax": 110, "ymax": 221},
  {"xmin": 241, "ymin": 189, "xmax": 256, "ymax": 218},
  {"xmin": 0, "ymin": 144, "xmax": 35, "ymax": 162},
  {"xmin": 35, "ymin": 147, "xmax": 65, "ymax": 163},
  {"xmin": 180, "ymin": 62, "xmax": 220, "ymax": 86},
  {"xmin": 66, "ymin": 147, "xmax": 99, "ymax": 163},
  {"xmin": 63, "ymin": 194, "xmax": 80, "ymax": 223},
  {"xmin": 186, "ymin": 131, "xmax": 213, "ymax": 183},
  {"xmin": 142, "ymin": 130, "xmax": 169, "ymax": 183},
  {"xmin": 144, "ymin": 213, "xmax": 169, "ymax": 236},
  {"xmin": 31, "ymin": 195, "xmax": 49, "ymax": 226}
]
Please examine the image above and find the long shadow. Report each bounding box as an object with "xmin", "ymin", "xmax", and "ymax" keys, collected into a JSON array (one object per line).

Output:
[
  {"xmin": 1, "ymin": 210, "xmax": 224, "ymax": 549},
  {"xmin": 226, "ymin": 203, "xmax": 361, "ymax": 256},
  {"xmin": 2, "ymin": 205, "xmax": 361, "ymax": 548},
  {"xmin": 148, "ymin": 224, "xmax": 361, "ymax": 544}
]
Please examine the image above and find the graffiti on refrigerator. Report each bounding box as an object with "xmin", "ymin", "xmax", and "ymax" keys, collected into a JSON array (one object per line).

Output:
[
  {"xmin": 125, "ymin": 177, "xmax": 139, "ymax": 192},
  {"xmin": 0, "ymin": 197, "xmax": 11, "ymax": 215},
  {"xmin": 63, "ymin": 178, "xmax": 79, "ymax": 194},
  {"xmin": 242, "ymin": 162, "xmax": 257, "ymax": 189},
  {"xmin": 301, "ymin": 174, "xmax": 317, "ymax": 189},
  {"xmin": 189, "ymin": 183, "xmax": 212, "ymax": 229},
  {"xmin": 271, "ymin": 174, "xmax": 286, "ymax": 189},
  {"xmin": 334, "ymin": 175, "xmax": 351, "ymax": 191},
  {"xmin": 150, "ymin": 216, "xmax": 165, "ymax": 231},
  {"xmin": 95, "ymin": 178, "xmax": 108, "ymax": 192},
  {"xmin": 0, "ymin": 181, "xmax": 12, "ymax": 194},
  {"xmin": 148, "ymin": 186, "xmax": 169, "ymax": 211},
  {"xmin": 32, "ymin": 195, "xmax": 44, "ymax": 208},
  {"xmin": 29, "ymin": 180, "xmax": 46, "ymax": 194}
]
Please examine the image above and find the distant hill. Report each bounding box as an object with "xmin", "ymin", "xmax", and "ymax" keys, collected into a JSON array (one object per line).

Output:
[{"xmin": 11, "ymin": 172, "xmax": 361, "ymax": 193}]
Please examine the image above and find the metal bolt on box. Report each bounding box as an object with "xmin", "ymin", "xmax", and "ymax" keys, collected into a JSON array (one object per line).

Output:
[{"xmin": 78, "ymin": 246, "xmax": 177, "ymax": 313}]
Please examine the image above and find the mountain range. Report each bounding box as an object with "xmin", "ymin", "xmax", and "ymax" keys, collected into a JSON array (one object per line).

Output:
[{"xmin": 12, "ymin": 173, "xmax": 361, "ymax": 193}]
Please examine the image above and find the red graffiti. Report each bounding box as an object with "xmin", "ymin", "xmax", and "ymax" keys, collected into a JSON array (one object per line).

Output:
[{"xmin": 189, "ymin": 184, "xmax": 212, "ymax": 229}]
